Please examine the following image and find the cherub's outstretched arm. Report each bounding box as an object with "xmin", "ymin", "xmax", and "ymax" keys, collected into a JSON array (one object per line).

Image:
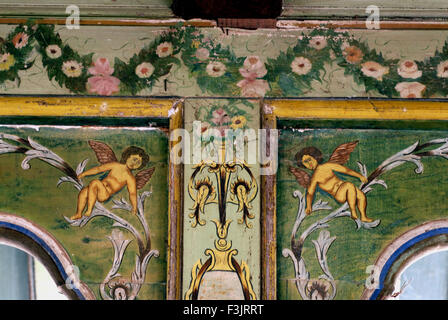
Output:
[
  {"xmin": 127, "ymin": 175, "xmax": 138, "ymax": 214},
  {"xmin": 305, "ymin": 178, "xmax": 317, "ymax": 215},
  {"xmin": 330, "ymin": 163, "xmax": 367, "ymax": 183},
  {"xmin": 78, "ymin": 162, "xmax": 115, "ymax": 179}
]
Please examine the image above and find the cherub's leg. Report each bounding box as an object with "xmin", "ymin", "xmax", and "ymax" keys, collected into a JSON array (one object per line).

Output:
[
  {"xmin": 85, "ymin": 180, "xmax": 110, "ymax": 217},
  {"xmin": 71, "ymin": 187, "xmax": 88, "ymax": 220},
  {"xmin": 334, "ymin": 183, "xmax": 358, "ymax": 220},
  {"xmin": 345, "ymin": 184, "xmax": 359, "ymax": 220},
  {"xmin": 356, "ymin": 188, "xmax": 373, "ymax": 223}
]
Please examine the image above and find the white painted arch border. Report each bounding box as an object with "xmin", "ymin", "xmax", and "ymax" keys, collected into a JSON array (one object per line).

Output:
[
  {"xmin": 362, "ymin": 219, "xmax": 448, "ymax": 300},
  {"xmin": 0, "ymin": 212, "xmax": 96, "ymax": 300}
]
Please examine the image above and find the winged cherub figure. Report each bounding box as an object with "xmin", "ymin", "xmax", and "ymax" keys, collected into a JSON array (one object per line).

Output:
[
  {"xmin": 70, "ymin": 140, "xmax": 155, "ymax": 220},
  {"xmin": 289, "ymin": 141, "xmax": 373, "ymax": 223}
]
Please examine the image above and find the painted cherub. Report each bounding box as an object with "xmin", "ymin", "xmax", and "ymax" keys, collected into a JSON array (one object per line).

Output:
[
  {"xmin": 289, "ymin": 141, "xmax": 373, "ymax": 223},
  {"xmin": 71, "ymin": 140, "xmax": 155, "ymax": 220}
]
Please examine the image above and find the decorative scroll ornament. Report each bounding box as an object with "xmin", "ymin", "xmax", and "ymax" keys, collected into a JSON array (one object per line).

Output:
[
  {"xmin": 188, "ymin": 147, "xmax": 258, "ymax": 230},
  {"xmin": 186, "ymin": 141, "xmax": 258, "ymax": 300},
  {"xmin": 185, "ymin": 219, "xmax": 256, "ymax": 300}
]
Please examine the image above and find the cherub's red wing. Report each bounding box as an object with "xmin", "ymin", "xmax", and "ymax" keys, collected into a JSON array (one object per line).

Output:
[
  {"xmin": 88, "ymin": 140, "xmax": 118, "ymax": 164},
  {"xmin": 135, "ymin": 167, "xmax": 155, "ymax": 190},
  {"xmin": 289, "ymin": 166, "xmax": 311, "ymax": 189},
  {"xmin": 328, "ymin": 141, "xmax": 359, "ymax": 165}
]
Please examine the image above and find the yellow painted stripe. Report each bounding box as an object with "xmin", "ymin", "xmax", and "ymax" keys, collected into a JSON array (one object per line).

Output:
[
  {"xmin": 270, "ymin": 100, "xmax": 448, "ymax": 121},
  {"xmin": 0, "ymin": 96, "xmax": 172, "ymax": 118}
]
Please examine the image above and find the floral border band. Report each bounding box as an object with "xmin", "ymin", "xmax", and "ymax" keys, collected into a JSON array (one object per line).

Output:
[{"xmin": 1, "ymin": 21, "xmax": 448, "ymax": 98}]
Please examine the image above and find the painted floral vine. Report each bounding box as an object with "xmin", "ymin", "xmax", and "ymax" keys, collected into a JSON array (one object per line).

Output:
[{"xmin": 1, "ymin": 21, "xmax": 448, "ymax": 98}]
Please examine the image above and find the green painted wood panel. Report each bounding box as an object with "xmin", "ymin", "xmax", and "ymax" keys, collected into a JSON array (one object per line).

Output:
[
  {"xmin": 277, "ymin": 124, "xmax": 448, "ymax": 299},
  {"xmin": 0, "ymin": 124, "xmax": 169, "ymax": 300},
  {"xmin": 182, "ymin": 98, "xmax": 260, "ymax": 300}
]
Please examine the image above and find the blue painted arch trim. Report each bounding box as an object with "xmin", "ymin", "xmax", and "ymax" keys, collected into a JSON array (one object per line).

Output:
[
  {"xmin": 0, "ymin": 221, "xmax": 87, "ymax": 300},
  {"xmin": 370, "ymin": 227, "xmax": 448, "ymax": 300}
]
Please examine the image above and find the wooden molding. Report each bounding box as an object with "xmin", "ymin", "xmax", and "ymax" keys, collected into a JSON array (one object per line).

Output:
[
  {"xmin": 0, "ymin": 18, "xmax": 216, "ymax": 27},
  {"xmin": 3, "ymin": 17, "xmax": 448, "ymax": 30},
  {"xmin": 260, "ymin": 100, "xmax": 277, "ymax": 300},
  {"xmin": 167, "ymin": 99, "xmax": 184, "ymax": 300},
  {"xmin": 268, "ymin": 99, "xmax": 448, "ymax": 121},
  {"xmin": 0, "ymin": 96, "xmax": 173, "ymax": 118},
  {"xmin": 277, "ymin": 19, "xmax": 448, "ymax": 30}
]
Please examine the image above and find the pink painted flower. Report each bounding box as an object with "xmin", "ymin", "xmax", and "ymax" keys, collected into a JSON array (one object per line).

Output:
[
  {"xmin": 87, "ymin": 58, "xmax": 120, "ymax": 96},
  {"xmin": 156, "ymin": 42, "xmax": 173, "ymax": 58},
  {"xmin": 397, "ymin": 60, "xmax": 422, "ymax": 79},
  {"xmin": 12, "ymin": 32, "xmax": 29, "ymax": 49},
  {"xmin": 437, "ymin": 60, "xmax": 448, "ymax": 78},
  {"xmin": 195, "ymin": 48, "xmax": 210, "ymax": 61},
  {"xmin": 395, "ymin": 82, "xmax": 426, "ymax": 98},
  {"xmin": 239, "ymin": 56, "xmax": 267, "ymax": 80},
  {"xmin": 211, "ymin": 108, "xmax": 230, "ymax": 126},
  {"xmin": 88, "ymin": 57, "xmax": 114, "ymax": 76},
  {"xmin": 361, "ymin": 61, "xmax": 389, "ymax": 81},
  {"xmin": 237, "ymin": 78, "xmax": 270, "ymax": 98},
  {"xmin": 237, "ymin": 56, "xmax": 269, "ymax": 98}
]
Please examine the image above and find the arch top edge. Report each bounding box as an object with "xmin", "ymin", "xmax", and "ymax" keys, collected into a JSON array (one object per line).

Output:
[
  {"xmin": 0, "ymin": 211, "xmax": 96, "ymax": 300},
  {"xmin": 363, "ymin": 220, "xmax": 448, "ymax": 300}
]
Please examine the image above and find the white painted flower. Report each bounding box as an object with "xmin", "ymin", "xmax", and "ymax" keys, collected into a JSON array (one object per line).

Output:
[
  {"xmin": 195, "ymin": 48, "xmax": 210, "ymax": 61},
  {"xmin": 135, "ymin": 62, "xmax": 155, "ymax": 79},
  {"xmin": 156, "ymin": 42, "xmax": 173, "ymax": 58},
  {"xmin": 395, "ymin": 82, "xmax": 426, "ymax": 98},
  {"xmin": 309, "ymin": 36, "xmax": 327, "ymax": 50},
  {"xmin": 361, "ymin": 61, "xmax": 389, "ymax": 81},
  {"xmin": 206, "ymin": 61, "xmax": 226, "ymax": 77},
  {"xmin": 239, "ymin": 55, "xmax": 267, "ymax": 80},
  {"xmin": 62, "ymin": 60, "xmax": 83, "ymax": 78},
  {"xmin": 45, "ymin": 45, "xmax": 62, "ymax": 59},
  {"xmin": 397, "ymin": 60, "xmax": 422, "ymax": 79},
  {"xmin": 291, "ymin": 57, "xmax": 312, "ymax": 75},
  {"xmin": 437, "ymin": 60, "xmax": 448, "ymax": 78}
]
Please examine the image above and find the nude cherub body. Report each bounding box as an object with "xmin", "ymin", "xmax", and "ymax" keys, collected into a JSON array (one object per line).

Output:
[
  {"xmin": 290, "ymin": 142, "xmax": 373, "ymax": 223},
  {"xmin": 71, "ymin": 143, "xmax": 154, "ymax": 220}
]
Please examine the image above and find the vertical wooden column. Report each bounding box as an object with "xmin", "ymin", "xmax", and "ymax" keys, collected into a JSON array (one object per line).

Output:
[
  {"xmin": 167, "ymin": 100, "xmax": 184, "ymax": 300},
  {"xmin": 261, "ymin": 101, "xmax": 277, "ymax": 300}
]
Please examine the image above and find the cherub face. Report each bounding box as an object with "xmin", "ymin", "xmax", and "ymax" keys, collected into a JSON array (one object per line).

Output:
[
  {"xmin": 126, "ymin": 154, "xmax": 143, "ymax": 170},
  {"xmin": 301, "ymin": 154, "xmax": 318, "ymax": 170}
]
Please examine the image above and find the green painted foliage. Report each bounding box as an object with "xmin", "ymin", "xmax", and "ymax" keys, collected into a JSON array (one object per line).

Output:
[{"xmin": 1, "ymin": 21, "xmax": 448, "ymax": 98}]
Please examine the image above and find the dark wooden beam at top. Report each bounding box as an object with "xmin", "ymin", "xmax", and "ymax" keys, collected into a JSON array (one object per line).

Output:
[{"xmin": 171, "ymin": 0, "xmax": 282, "ymax": 20}]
